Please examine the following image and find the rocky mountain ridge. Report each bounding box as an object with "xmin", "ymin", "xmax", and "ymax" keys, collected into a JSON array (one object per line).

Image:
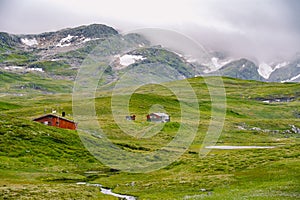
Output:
[{"xmin": 0, "ymin": 23, "xmax": 299, "ymax": 83}]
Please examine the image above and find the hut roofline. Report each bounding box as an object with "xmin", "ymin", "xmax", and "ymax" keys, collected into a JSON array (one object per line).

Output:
[
  {"xmin": 33, "ymin": 114, "xmax": 75, "ymax": 123},
  {"xmin": 151, "ymin": 113, "xmax": 169, "ymax": 117}
]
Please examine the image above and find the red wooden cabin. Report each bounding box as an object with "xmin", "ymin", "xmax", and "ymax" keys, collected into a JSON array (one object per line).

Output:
[{"xmin": 33, "ymin": 114, "xmax": 77, "ymax": 130}]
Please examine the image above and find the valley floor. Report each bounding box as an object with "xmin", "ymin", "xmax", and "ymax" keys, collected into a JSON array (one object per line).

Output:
[{"xmin": 0, "ymin": 77, "xmax": 299, "ymax": 199}]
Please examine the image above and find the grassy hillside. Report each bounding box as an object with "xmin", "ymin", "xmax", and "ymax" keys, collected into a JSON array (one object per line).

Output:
[
  {"xmin": 0, "ymin": 70, "xmax": 73, "ymax": 94},
  {"xmin": 0, "ymin": 77, "xmax": 299, "ymax": 199}
]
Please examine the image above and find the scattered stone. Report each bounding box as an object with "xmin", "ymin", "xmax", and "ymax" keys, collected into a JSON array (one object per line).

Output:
[
  {"xmin": 251, "ymin": 127, "xmax": 261, "ymax": 131},
  {"xmin": 236, "ymin": 122, "xmax": 248, "ymax": 130},
  {"xmin": 236, "ymin": 125, "xmax": 246, "ymax": 130},
  {"xmin": 290, "ymin": 124, "xmax": 300, "ymax": 134},
  {"xmin": 236, "ymin": 122, "xmax": 300, "ymax": 135},
  {"xmin": 256, "ymin": 97, "xmax": 295, "ymax": 103},
  {"xmin": 282, "ymin": 130, "xmax": 292, "ymax": 134}
]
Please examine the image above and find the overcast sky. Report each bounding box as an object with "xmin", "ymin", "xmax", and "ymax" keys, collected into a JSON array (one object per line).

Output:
[{"xmin": 0, "ymin": 0, "xmax": 299, "ymax": 63}]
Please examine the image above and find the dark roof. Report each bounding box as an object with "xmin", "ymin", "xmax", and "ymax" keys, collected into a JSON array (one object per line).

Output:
[{"xmin": 33, "ymin": 114, "xmax": 76, "ymax": 124}]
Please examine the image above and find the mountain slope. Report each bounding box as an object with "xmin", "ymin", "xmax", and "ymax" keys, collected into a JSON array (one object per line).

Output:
[
  {"xmin": 269, "ymin": 57, "xmax": 300, "ymax": 82},
  {"xmin": 121, "ymin": 47, "xmax": 195, "ymax": 78},
  {"xmin": 1, "ymin": 23, "xmax": 300, "ymax": 85},
  {"xmin": 1, "ymin": 24, "xmax": 199, "ymax": 95},
  {"xmin": 208, "ymin": 58, "xmax": 265, "ymax": 81}
]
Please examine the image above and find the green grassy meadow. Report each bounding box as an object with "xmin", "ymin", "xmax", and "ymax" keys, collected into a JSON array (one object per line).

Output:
[{"xmin": 0, "ymin": 76, "xmax": 299, "ymax": 199}]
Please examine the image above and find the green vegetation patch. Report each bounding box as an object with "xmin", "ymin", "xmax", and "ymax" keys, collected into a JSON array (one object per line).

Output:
[{"xmin": 0, "ymin": 76, "xmax": 299, "ymax": 199}]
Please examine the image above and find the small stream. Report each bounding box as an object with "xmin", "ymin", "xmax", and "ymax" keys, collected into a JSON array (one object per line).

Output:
[{"xmin": 76, "ymin": 182, "xmax": 136, "ymax": 200}]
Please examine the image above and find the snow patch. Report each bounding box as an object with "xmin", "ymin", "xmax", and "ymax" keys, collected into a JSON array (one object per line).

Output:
[
  {"xmin": 258, "ymin": 63, "xmax": 273, "ymax": 79},
  {"xmin": 79, "ymin": 37, "xmax": 102, "ymax": 44},
  {"xmin": 281, "ymin": 73, "xmax": 300, "ymax": 83},
  {"xmin": 211, "ymin": 57, "xmax": 222, "ymax": 69},
  {"xmin": 79, "ymin": 37, "xmax": 92, "ymax": 43},
  {"xmin": 21, "ymin": 38, "xmax": 38, "ymax": 46},
  {"xmin": 187, "ymin": 58, "xmax": 198, "ymax": 63},
  {"xmin": 274, "ymin": 62, "xmax": 289, "ymax": 70},
  {"xmin": 4, "ymin": 66, "xmax": 24, "ymax": 70},
  {"xmin": 204, "ymin": 57, "xmax": 232, "ymax": 73},
  {"xmin": 172, "ymin": 51, "xmax": 196, "ymax": 62},
  {"xmin": 119, "ymin": 55, "xmax": 146, "ymax": 66},
  {"xmin": 3, "ymin": 66, "xmax": 44, "ymax": 73},
  {"xmin": 56, "ymin": 35, "xmax": 74, "ymax": 47},
  {"xmin": 258, "ymin": 61, "xmax": 289, "ymax": 80},
  {"xmin": 172, "ymin": 51, "xmax": 183, "ymax": 58},
  {"xmin": 257, "ymin": 62, "xmax": 289, "ymax": 79},
  {"xmin": 27, "ymin": 68, "xmax": 44, "ymax": 72},
  {"xmin": 82, "ymin": 38, "xmax": 91, "ymax": 43}
]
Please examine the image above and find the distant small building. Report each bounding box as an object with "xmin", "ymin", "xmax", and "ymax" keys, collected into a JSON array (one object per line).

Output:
[
  {"xmin": 33, "ymin": 114, "xmax": 77, "ymax": 130},
  {"xmin": 147, "ymin": 113, "xmax": 170, "ymax": 123}
]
